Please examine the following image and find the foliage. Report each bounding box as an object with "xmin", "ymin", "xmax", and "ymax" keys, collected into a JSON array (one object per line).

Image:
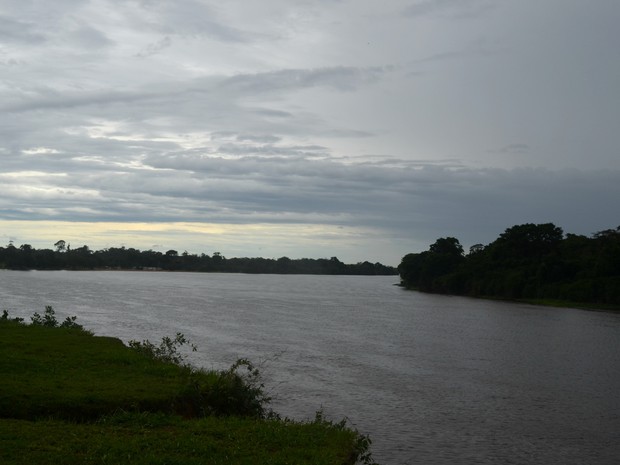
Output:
[
  {"xmin": 311, "ymin": 409, "xmax": 379, "ymax": 465},
  {"xmin": 1, "ymin": 306, "xmax": 86, "ymax": 330},
  {"xmin": 398, "ymin": 237, "xmax": 465, "ymax": 292},
  {"xmin": 30, "ymin": 305, "xmax": 86, "ymax": 331},
  {"xmin": 197, "ymin": 358, "xmax": 271, "ymax": 418},
  {"xmin": 128, "ymin": 332, "xmax": 197, "ymax": 366},
  {"xmin": 1, "ymin": 310, "xmax": 23, "ymax": 323},
  {"xmin": 399, "ymin": 223, "xmax": 620, "ymax": 307},
  {"xmin": 0, "ymin": 241, "xmax": 397, "ymax": 275},
  {"xmin": 127, "ymin": 336, "xmax": 271, "ymax": 418}
]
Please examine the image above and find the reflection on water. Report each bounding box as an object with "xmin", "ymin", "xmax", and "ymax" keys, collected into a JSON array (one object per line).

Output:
[{"xmin": 2, "ymin": 270, "xmax": 619, "ymax": 464}]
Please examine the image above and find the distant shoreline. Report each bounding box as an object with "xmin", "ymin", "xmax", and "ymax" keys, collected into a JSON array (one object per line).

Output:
[
  {"xmin": 398, "ymin": 283, "xmax": 620, "ymax": 312},
  {"xmin": 0, "ymin": 244, "xmax": 397, "ymax": 276},
  {"xmin": 3, "ymin": 266, "xmax": 398, "ymax": 276}
]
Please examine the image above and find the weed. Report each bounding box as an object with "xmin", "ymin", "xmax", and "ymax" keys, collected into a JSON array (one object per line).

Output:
[
  {"xmin": 29, "ymin": 306, "xmax": 86, "ymax": 331},
  {"xmin": 1, "ymin": 309, "xmax": 24, "ymax": 323},
  {"xmin": 127, "ymin": 335, "xmax": 271, "ymax": 418},
  {"xmin": 128, "ymin": 332, "xmax": 197, "ymax": 366},
  {"xmin": 195, "ymin": 358, "xmax": 271, "ymax": 418},
  {"xmin": 312, "ymin": 409, "xmax": 379, "ymax": 465}
]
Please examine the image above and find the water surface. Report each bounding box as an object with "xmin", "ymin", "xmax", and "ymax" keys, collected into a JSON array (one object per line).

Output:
[{"xmin": 1, "ymin": 270, "xmax": 619, "ymax": 464}]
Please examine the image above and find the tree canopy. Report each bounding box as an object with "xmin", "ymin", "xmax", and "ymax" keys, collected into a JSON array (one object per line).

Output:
[
  {"xmin": 0, "ymin": 242, "xmax": 396, "ymax": 276},
  {"xmin": 398, "ymin": 223, "xmax": 620, "ymax": 307}
]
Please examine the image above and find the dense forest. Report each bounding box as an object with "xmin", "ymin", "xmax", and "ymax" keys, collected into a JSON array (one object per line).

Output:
[
  {"xmin": 398, "ymin": 223, "xmax": 620, "ymax": 307},
  {"xmin": 0, "ymin": 240, "xmax": 396, "ymax": 276}
]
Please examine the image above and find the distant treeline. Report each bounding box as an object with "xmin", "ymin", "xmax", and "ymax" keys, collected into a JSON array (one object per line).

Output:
[
  {"xmin": 398, "ymin": 223, "xmax": 620, "ymax": 307},
  {"xmin": 0, "ymin": 241, "xmax": 396, "ymax": 276}
]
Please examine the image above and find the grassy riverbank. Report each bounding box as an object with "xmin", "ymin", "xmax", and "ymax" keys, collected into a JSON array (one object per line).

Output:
[{"xmin": 0, "ymin": 312, "xmax": 368, "ymax": 464}]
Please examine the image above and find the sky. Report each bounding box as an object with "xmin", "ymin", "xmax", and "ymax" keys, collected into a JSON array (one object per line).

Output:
[{"xmin": 1, "ymin": 0, "xmax": 619, "ymax": 266}]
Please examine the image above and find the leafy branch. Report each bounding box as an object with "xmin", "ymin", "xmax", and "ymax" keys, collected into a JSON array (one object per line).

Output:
[{"xmin": 128, "ymin": 332, "xmax": 197, "ymax": 366}]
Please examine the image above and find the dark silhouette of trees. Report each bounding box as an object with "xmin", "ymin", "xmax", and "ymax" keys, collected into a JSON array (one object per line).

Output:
[
  {"xmin": 490, "ymin": 223, "xmax": 563, "ymax": 262},
  {"xmin": 397, "ymin": 237, "xmax": 465, "ymax": 292},
  {"xmin": 0, "ymin": 242, "xmax": 396, "ymax": 276},
  {"xmin": 399, "ymin": 223, "xmax": 620, "ymax": 307}
]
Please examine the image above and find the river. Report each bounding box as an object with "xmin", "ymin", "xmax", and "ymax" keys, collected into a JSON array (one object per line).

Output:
[{"xmin": 1, "ymin": 270, "xmax": 619, "ymax": 464}]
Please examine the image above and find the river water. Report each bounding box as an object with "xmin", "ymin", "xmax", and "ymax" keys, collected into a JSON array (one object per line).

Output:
[{"xmin": 1, "ymin": 270, "xmax": 619, "ymax": 464}]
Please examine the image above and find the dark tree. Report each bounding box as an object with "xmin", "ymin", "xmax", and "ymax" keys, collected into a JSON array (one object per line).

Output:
[
  {"xmin": 398, "ymin": 237, "xmax": 465, "ymax": 291},
  {"xmin": 398, "ymin": 223, "xmax": 620, "ymax": 307}
]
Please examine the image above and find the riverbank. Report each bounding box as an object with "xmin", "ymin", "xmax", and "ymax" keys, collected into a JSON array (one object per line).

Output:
[
  {"xmin": 517, "ymin": 298, "xmax": 620, "ymax": 312},
  {"xmin": 398, "ymin": 283, "xmax": 620, "ymax": 312},
  {"xmin": 0, "ymin": 312, "xmax": 367, "ymax": 465}
]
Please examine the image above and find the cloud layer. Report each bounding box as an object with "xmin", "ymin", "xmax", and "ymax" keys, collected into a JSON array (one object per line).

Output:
[{"xmin": 1, "ymin": 0, "xmax": 619, "ymax": 264}]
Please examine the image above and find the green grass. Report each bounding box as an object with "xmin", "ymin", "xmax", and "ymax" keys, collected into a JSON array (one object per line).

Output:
[
  {"xmin": 0, "ymin": 320, "xmax": 210, "ymax": 420},
  {"xmin": 0, "ymin": 316, "xmax": 368, "ymax": 464},
  {"xmin": 0, "ymin": 415, "xmax": 358, "ymax": 465}
]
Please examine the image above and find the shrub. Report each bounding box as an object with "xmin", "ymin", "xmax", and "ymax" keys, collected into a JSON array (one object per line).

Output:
[
  {"xmin": 311, "ymin": 409, "xmax": 379, "ymax": 465},
  {"xmin": 128, "ymin": 332, "xmax": 197, "ymax": 366},
  {"xmin": 195, "ymin": 358, "xmax": 271, "ymax": 418},
  {"xmin": 1, "ymin": 309, "xmax": 23, "ymax": 322},
  {"xmin": 30, "ymin": 306, "xmax": 86, "ymax": 331},
  {"xmin": 128, "ymin": 335, "xmax": 271, "ymax": 418}
]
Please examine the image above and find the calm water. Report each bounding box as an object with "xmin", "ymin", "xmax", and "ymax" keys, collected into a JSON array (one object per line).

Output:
[{"xmin": 1, "ymin": 270, "xmax": 619, "ymax": 464}]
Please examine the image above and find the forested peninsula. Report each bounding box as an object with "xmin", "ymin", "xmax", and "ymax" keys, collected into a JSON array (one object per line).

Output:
[
  {"xmin": 398, "ymin": 223, "xmax": 620, "ymax": 308},
  {"xmin": 0, "ymin": 241, "xmax": 396, "ymax": 276}
]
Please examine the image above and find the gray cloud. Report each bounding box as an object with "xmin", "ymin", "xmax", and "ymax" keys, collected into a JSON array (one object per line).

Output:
[
  {"xmin": 0, "ymin": 15, "xmax": 46, "ymax": 43},
  {"xmin": 68, "ymin": 25, "xmax": 114, "ymax": 49},
  {"xmin": 1, "ymin": 0, "xmax": 619, "ymax": 263},
  {"xmin": 1, "ymin": 88, "xmax": 156, "ymax": 114},
  {"xmin": 2, "ymin": 65, "xmax": 387, "ymax": 117},
  {"xmin": 249, "ymin": 108, "xmax": 294, "ymax": 119},
  {"xmin": 132, "ymin": 0, "xmax": 250, "ymax": 42},
  {"xmin": 236, "ymin": 134, "xmax": 282, "ymax": 144},
  {"xmin": 403, "ymin": 0, "xmax": 497, "ymax": 19},
  {"xmin": 217, "ymin": 143, "xmax": 328, "ymax": 158},
  {"xmin": 490, "ymin": 143, "xmax": 530, "ymax": 155},
  {"xmin": 2, "ymin": 139, "xmax": 618, "ymax": 249},
  {"xmin": 135, "ymin": 36, "xmax": 172, "ymax": 57},
  {"xmin": 219, "ymin": 66, "xmax": 389, "ymax": 93}
]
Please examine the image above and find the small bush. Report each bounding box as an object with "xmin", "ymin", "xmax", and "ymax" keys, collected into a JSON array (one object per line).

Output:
[
  {"xmin": 128, "ymin": 335, "xmax": 271, "ymax": 418},
  {"xmin": 29, "ymin": 306, "xmax": 86, "ymax": 331},
  {"xmin": 311, "ymin": 409, "xmax": 379, "ymax": 465},
  {"xmin": 128, "ymin": 332, "xmax": 197, "ymax": 366},
  {"xmin": 193, "ymin": 358, "xmax": 271, "ymax": 418},
  {"xmin": 1, "ymin": 309, "xmax": 23, "ymax": 323}
]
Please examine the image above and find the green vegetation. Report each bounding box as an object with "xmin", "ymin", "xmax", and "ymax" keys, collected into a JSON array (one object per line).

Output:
[
  {"xmin": 0, "ymin": 308, "xmax": 374, "ymax": 464},
  {"xmin": 398, "ymin": 223, "xmax": 620, "ymax": 309},
  {"xmin": 0, "ymin": 415, "xmax": 361, "ymax": 465},
  {"xmin": 0, "ymin": 242, "xmax": 396, "ymax": 275}
]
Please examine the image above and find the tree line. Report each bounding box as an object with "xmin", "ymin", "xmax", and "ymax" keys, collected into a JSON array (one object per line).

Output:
[
  {"xmin": 398, "ymin": 223, "xmax": 620, "ymax": 307},
  {"xmin": 0, "ymin": 241, "xmax": 396, "ymax": 276}
]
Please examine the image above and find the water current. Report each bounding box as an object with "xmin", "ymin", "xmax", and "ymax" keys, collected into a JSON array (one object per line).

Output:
[{"xmin": 1, "ymin": 270, "xmax": 619, "ymax": 464}]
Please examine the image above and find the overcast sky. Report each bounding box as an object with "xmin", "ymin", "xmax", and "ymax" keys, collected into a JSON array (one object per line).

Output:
[{"xmin": 1, "ymin": 0, "xmax": 619, "ymax": 265}]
